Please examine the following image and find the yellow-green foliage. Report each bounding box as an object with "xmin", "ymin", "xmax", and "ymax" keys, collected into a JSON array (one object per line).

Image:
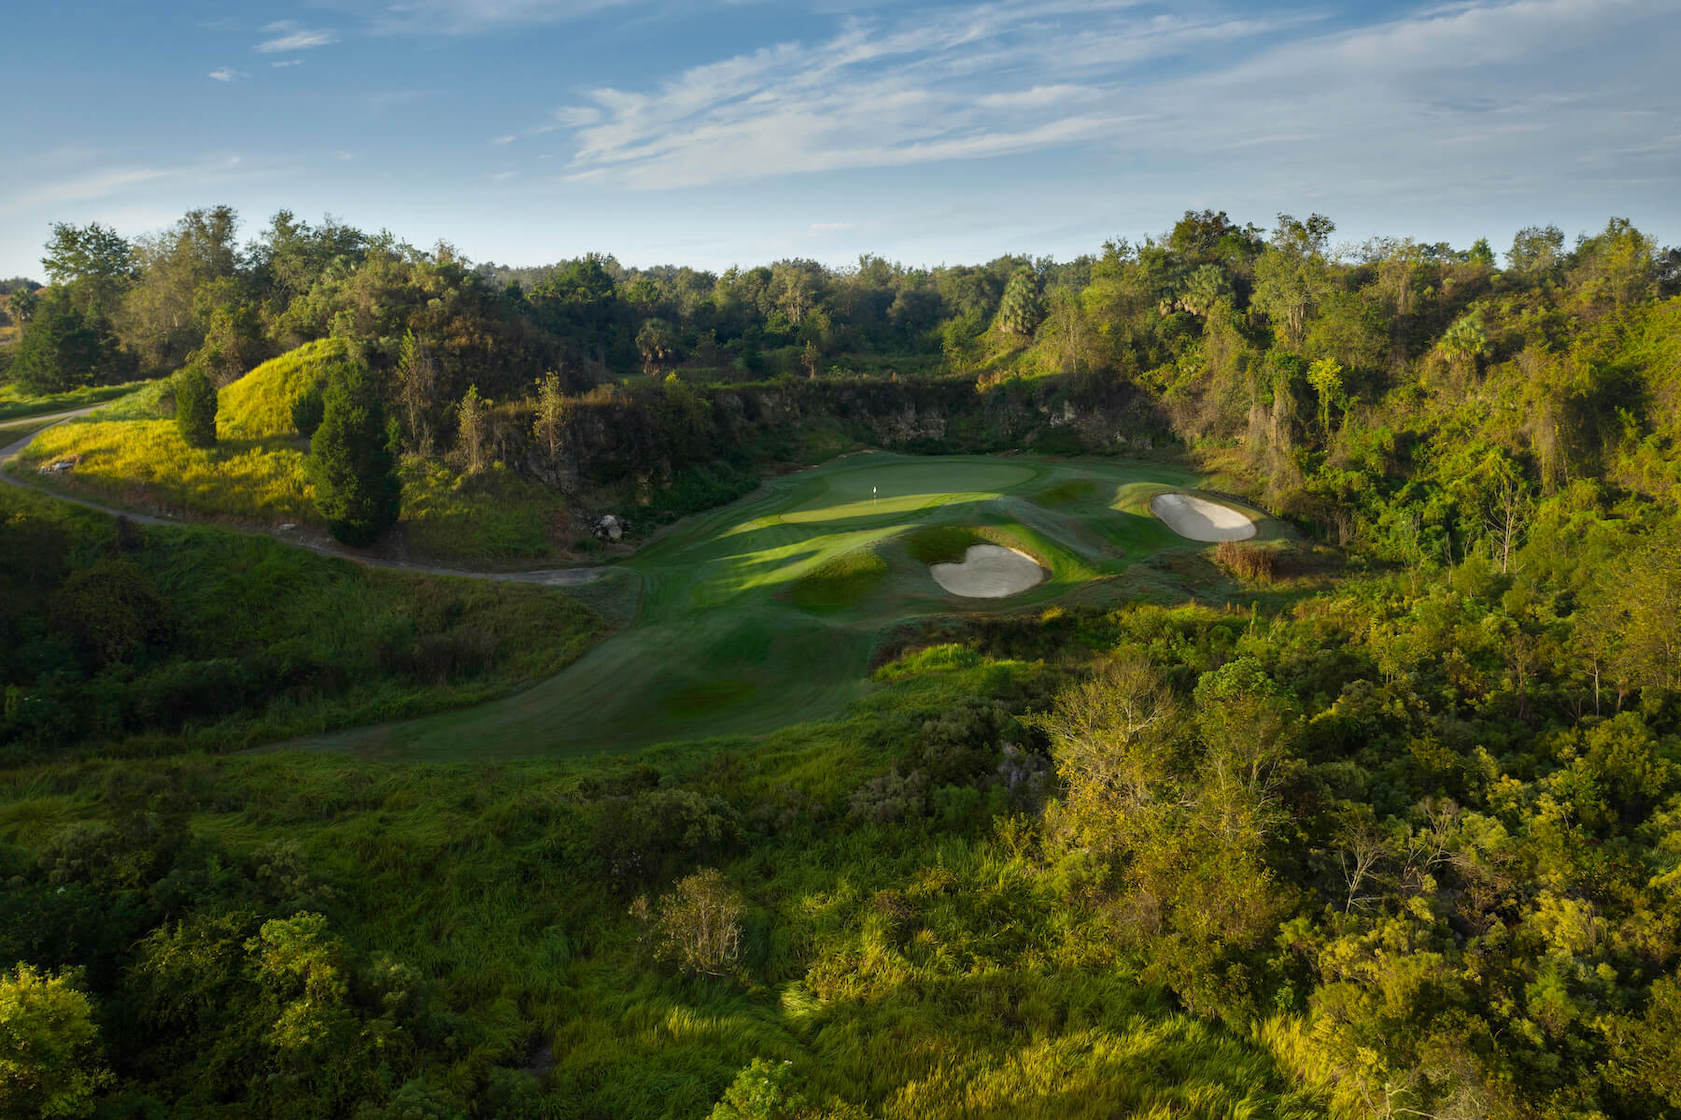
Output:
[
  {"xmin": 218, "ymin": 338, "xmax": 349, "ymax": 439},
  {"xmin": 397, "ymin": 457, "xmax": 561, "ymax": 564},
  {"xmin": 16, "ymin": 420, "xmax": 563, "ymax": 565},
  {"xmin": 21, "ymin": 419, "xmax": 314, "ymax": 523}
]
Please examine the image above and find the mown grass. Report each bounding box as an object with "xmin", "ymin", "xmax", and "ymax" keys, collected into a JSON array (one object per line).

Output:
[
  {"xmin": 1030, "ymin": 478, "xmax": 1099, "ymax": 508},
  {"xmin": 297, "ymin": 452, "xmax": 1266, "ymax": 763},
  {"xmin": 0, "ymin": 377, "xmax": 157, "ymax": 422},
  {"xmin": 788, "ymin": 547, "xmax": 889, "ymax": 613},
  {"xmin": 903, "ymin": 525, "xmax": 984, "ymax": 565}
]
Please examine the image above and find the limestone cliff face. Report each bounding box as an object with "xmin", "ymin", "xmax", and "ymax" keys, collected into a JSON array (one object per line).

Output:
[{"xmin": 493, "ymin": 375, "xmax": 1172, "ymax": 496}]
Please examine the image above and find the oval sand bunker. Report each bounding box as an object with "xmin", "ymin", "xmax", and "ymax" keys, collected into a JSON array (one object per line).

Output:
[
  {"xmin": 930, "ymin": 544, "xmax": 1045, "ymax": 598},
  {"xmin": 1151, "ymin": 493, "xmax": 1257, "ymax": 542}
]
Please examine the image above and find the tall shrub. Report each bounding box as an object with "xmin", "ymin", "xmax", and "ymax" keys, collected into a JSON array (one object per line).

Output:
[{"xmin": 307, "ymin": 360, "xmax": 400, "ymax": 546}]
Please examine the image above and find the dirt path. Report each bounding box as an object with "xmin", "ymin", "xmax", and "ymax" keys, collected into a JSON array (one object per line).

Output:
[{"xmin": 0, "ymin": 409, "xmax": 607, "ymax": 587}]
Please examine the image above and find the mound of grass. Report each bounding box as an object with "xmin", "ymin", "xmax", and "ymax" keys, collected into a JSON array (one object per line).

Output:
[
  {"xmin": 218, "ymin": 338, "xmax": 348, "ymax": 439},
  {"xmin": 18, "ymin": 418, "xmax": 315, "ymax": 523},
  {"xmin": 1032, "ymin": 478, "xmax": 1098, "ymax": 508},
  {"xmin": 661, "ymin": 679, "xmax": 756, "ymax": 715},
  {"xmin": 789, "ymin": 548, "xmax": 889, "ymax": 613},
  {"xmin": 14, "ymin": 420, "xmax": 565, "ymax": 566},
  {"xmin": 904, "ymin": 525, "xmax": 984, "ymax": 565}
]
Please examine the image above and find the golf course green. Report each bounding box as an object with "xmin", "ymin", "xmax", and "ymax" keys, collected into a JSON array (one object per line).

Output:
[{"xmin": 295, "ymin": 452, "xmax": 1260, "ymax": 761}]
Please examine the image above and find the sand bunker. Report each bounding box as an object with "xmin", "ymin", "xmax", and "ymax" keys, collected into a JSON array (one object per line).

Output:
[
  {"xmin": 930, "ymin": 544, "xmax": 1045, "ymax": 598},
  {"xmin": 1150, "ymin": 493, "xmax": 1257, "ymax": 542}
]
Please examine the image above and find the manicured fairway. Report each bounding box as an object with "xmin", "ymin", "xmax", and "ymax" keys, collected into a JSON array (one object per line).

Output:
[{"xmin": 294, "ymin": 452, "xmax": 1257, "ymax": 761}]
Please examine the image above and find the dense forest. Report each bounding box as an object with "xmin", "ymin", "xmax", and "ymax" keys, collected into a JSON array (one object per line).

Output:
[{"xmin": 3, "ymin": 206, "xmax": 1681, "ymax": 1119}]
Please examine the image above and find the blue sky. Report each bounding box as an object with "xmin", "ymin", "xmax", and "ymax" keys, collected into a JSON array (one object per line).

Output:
[{"xmin": 2, "ymin": 0, "xmax": 1677, "ymax": 276}]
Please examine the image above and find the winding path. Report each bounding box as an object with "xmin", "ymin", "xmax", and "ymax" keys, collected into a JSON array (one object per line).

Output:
[{"xmin": 0, "ymin": 409, "xmax": 606, "ymax": 587}]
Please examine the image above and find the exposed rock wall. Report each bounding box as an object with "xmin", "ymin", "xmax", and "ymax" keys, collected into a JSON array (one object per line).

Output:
[{"xmin": 492, "ymin": 375, "xmax": 1173, "ymax": 496}]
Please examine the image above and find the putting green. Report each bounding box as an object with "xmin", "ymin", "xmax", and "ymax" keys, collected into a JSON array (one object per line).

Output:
[{"xmin": 292, "ymin": 453, "xmax": 1236, "ymax": 762}]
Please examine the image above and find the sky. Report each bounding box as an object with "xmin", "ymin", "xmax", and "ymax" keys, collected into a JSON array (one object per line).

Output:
[{"xmin": 2, "ymin": 0, "xmax": 1677, "ymax": 277}]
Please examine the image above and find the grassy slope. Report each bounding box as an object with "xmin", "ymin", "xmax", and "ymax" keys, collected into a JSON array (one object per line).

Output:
[
  {"xmin": 0, "ymin": 486, "xmax": 610, "ymax": 758},
  {"xmin": 296, "ymin": 452, "xmax": 1268, "ymax": 762},
  {"xmin": 0, "ymin": 651, "xmax": 1320, "ymax": 1119},
  {"xmin": 14, "ymin": 384, "xmax": 567, "ymax": 566},
  {"xmin": 0, "ymin": 378, "xmax": 157, "ymax": 422}
]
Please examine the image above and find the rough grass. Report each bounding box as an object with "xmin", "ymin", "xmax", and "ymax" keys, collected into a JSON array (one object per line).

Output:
[
  {"xmin": 0, "ymin": 486, "xmax": 606, "ymax": 758},
  {"xmin": 789, "ymin": 548, "xmax": 890, "ymax": 613},
  {"xmin": 12, "ymin": 420, "xmax": 564, "ymax": 566},
  {"xmin": 0, "ymin": 650, "xmax": 1320, "ymax": 1119},
  {"xmin": 0, "ymin": 378, "xmax": 156, "ymax": 422},
  {"xmin": 1215, "ymin": 540, "xmax": 1279, "ymax": 583},
  {"xmin": 18, "ymin": 418, "xmax": 315, "ymax": 523},
  {"xmin": 218, "ymin": 337, "xmax": 347, "ymax": 439}
]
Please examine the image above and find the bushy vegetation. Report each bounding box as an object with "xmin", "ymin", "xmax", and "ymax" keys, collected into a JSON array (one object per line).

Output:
[
  {"xmin": 3, "ymin": 205, "xmax": 1681, "ymax": 1118},
  {"xmin": 0, "ymin": 487, "xmax": 604, "ymax": 760}
]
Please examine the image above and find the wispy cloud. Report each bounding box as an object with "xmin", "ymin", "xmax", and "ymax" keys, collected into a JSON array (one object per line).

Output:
[
  {"xmin": 491, "ymin": 135, "xmax": 517, "ymax": 144},
  {"xmin": 1, "ymin": 156, "xmax": 251, "ymax": 213},
  {"xmin": 208, "ymin": 67, "xmax": 246, "ymax": 82},
  {"xmin": 549, "ymin": 1, "xmax": 1278, "ymax": 189},
  {"xmin": 256, "ymin": 21, "xmax": 338, "ymax": 53},
  {"xmin": 535, "ymin": 0, "xmax": 1679, "ymax": 206},
  {"xmin": 271, "ymin": 59, "xmax": 305, "ymax": 69},
  {"xmin": 364, "ymin": 0, "xmax": 637, "ymax": 34}
]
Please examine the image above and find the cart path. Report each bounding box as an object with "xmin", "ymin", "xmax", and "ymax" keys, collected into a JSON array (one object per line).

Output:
[{"xmin": 0, "ymin": 408, "xmax": 608, "ymax": 586}]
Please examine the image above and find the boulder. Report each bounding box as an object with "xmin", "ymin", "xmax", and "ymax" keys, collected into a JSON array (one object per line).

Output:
[{"xmin": 592, "ymin": 514, "xmax": 626, "ymax": 542}]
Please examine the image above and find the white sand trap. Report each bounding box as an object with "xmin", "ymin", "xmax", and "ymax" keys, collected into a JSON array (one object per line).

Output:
[
  {"xmin": 930, "ymin": 544, "xmax": 1046, "ymax": 598},
  {"xmin": 1150, "ymin": 492, "xmax": 1257, "ymax": 542}
]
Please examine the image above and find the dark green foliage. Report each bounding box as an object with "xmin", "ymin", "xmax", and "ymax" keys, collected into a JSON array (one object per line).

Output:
[
  {"xmin": 173, "ymin": 362, "xmax": 217, "ymax": 448},
  {"xmin": 0, "ymin": 488, "xmax": 601, "ymax": 759},
  {"xmin": 307, "ymin": 359, "xmax": 400, "ymax": 546},
  {"xmin": 289, "ymin": 385, "xmax": 324, "ymax": 438},
  {"xmin": 10, "ymin": 286, "xmax": 123, "ymax": 394}
]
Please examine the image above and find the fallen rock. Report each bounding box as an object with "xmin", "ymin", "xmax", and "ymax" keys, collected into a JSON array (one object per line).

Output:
[{"xmin": 592, "ymin": 514, "xmax": 626, "ymax": 542}]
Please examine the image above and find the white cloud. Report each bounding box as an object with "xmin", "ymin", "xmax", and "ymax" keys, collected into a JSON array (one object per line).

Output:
[
  {"xmin": 364, "ymin": 0, "xmax": 635, "ymax": 34},
  {"xmin": 271, "ymin": 59, "xmax": 305, "ymax": 69},
  {"xmin": 492, "ymin": 135, "xmax": 517, "ymax": 144},
  {"xmin": 208, "ymin": 67, "xmax": 246, "ymax": 82},
  {"xmin": 1, "ymin": 155, "xmax": 255, "ymax": 214},
  {"xmin": 492, "ymin": 170, "xmax": 518, "ymax": 180},
  {"xmin": 548, "ymin": 1, "xmax": 1266, "ymax": 189},
  {"xmin": 256, "ymin": 21, "xmax": 338, "ymax": 52},
  {"xmin": 534, "ymin": 0, "xmax": 1679, "ymax": 209}
]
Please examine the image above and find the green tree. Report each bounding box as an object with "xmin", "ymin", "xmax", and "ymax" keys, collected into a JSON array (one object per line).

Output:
[
  {"xmin": 996, "ymin": 266, "xmax": 1043, "ymax": 337},
  {"xmin": 531, "ymin": 370, "xmax": 571, "ymax": 462},
  {"xmin": 455, "ymin": 385, "xmax": 489, "ymax": 476},
  {"xmin": 395, "ymin": 331, "xmax": 438, "ymax": 456},
  {"xmin": 40, "ymin": 222, "xmax": 133, "ymax": 320},
  {"xmin": 649, "ymin": 868, "xmax": 744, "ymax": 976},
  {"xmin": 10, "ymin": 288, "xmax": 119, "ymax": 394},
  {"xmin": 636, "ymin": 318, "xmax": 677, "ymax": 375},
  {"xmin": 0, "ymin": 963, "xmax": 112, "ymax": 1119},
  {"xmin": 174, "ymin": 362, "xmax": 218, "ymax": 448},
  {"xmin": 291, "ymin": 386, "xmax": 325, "ymax": 439},
  {"xmin": 1306, "ymin": 357, "xmax": 1345, "ymax": 439},
  {"xmin": 307, "ymin": 360, "xmax": 401, "ymax": 546}
]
